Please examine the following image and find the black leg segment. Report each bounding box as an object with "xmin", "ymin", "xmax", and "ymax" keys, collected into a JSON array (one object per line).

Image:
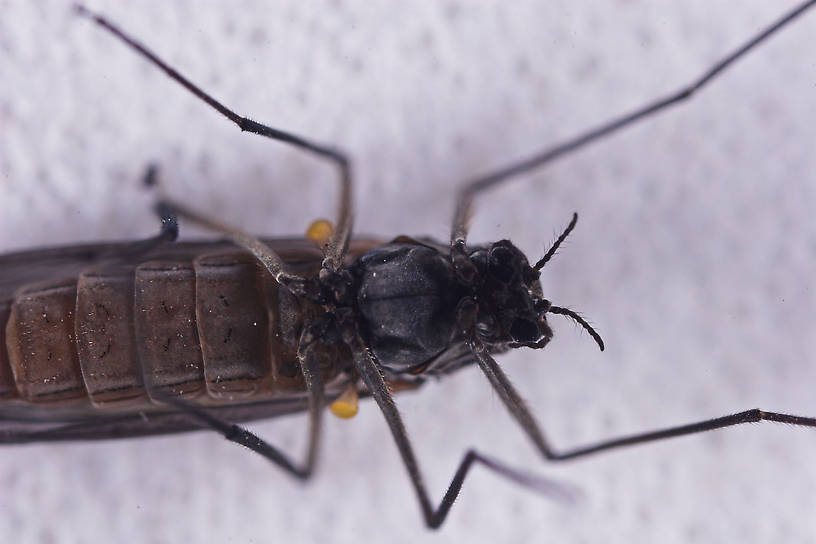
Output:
[
  {"xmin": 548, "ymin": 409, "xmax": 816, "ymax": 461},
  {"xmin": 347, "ymin": 339, "xmax": 577, "ymax": 528},
  {"xmin": 74, "ymin": 4, "xmax": 354, "ymax": 273},
  {"xmin": 451, "ymin": 0, "xmax": 816, "ymax": 248},
  {"xmin": 145, "ymin": 335, "xmax": 327, "ymax": 480}
]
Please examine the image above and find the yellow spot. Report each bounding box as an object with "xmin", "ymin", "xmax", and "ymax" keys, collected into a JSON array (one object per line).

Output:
[
  {"xmin": 306, "ymin": 219, "xmax": 334, "ymax": 247},
  {"xmin": 329, "ymin": 384, "xmax": 359, "ymax": 419}
]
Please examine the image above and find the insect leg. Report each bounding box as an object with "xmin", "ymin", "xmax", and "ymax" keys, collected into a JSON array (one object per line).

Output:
[
  {"xmin": 350, "ymin": 340, "xmax": 576, "ymax": 529},
  {"xmin": 100, "ymin": 201, "xmax": 177, "ymax": 259},
  {"xmin": 470, "ymin": 343, "xmax": 558, "ymax": 459},
  {"xmin": 137, "ymin": 164, "xmax": 307, "ymax": 289},
  {"xmin": 74, "ymin": 5, "xmax": 353, "ymax": 273},
  {"xmin": 156, "ymin": 197, "xmax": 309, "ymax": 291},
  {"xmin": 450, "ymin": 0, "xmax": 816, "ymax": 249},
  {"xmin": 78, "ymin": 165, "xmax": 179, "ymax": 263},
  {"xmin": 471, "ymin": 343, "xmax": 816, "ymax": 462},
  {"xmin": 145, "ymin": 334, "xmax": 327, "ymax": 479},
  {"xmin": 139, "ymin": 165, "xmax": 179, "ymax": 245},
  {"xmin": 542, "ymin": 410, "xmax": 816, "ymax": 461}
]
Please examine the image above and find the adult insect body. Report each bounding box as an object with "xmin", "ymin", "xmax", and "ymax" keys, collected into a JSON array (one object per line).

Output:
[{"xmin": 2, "ymin": 2, "xmax": 816, "ymax": 530}]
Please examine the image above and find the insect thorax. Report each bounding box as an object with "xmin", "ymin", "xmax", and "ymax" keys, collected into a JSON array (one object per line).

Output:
[{"xmin": 349, "ymin": 239, "xmax": 551, "ymax": 375}]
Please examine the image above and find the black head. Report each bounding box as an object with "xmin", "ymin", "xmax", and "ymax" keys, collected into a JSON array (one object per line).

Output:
[
  {"xmin": 467, "ymin": 240, "xmax": 552, "ymax": 346},
  {"xmin": 457, "ymin": 214, "xmax": 604, "ymax": 353}
]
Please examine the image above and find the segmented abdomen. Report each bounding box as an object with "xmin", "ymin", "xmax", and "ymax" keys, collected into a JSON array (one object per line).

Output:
[{"xmin": 0, "ymin": 239, "xmax": 375, "ymax": 408}]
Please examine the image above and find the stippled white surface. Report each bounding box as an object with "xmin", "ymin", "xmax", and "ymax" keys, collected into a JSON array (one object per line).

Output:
[{"xmin": 2, "ymin": 1, "xmax": 816, "ymax": 542}]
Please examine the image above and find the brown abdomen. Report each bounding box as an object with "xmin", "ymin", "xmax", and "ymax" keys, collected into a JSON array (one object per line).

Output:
[{"xmin": 0, "ymin": 238, "xmax": 377, "ymax": 408}]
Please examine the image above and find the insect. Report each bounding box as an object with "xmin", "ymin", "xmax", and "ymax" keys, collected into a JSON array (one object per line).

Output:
[{"xmin": 4, "ymin": 1, "xmax": 816, "ymax": 540}]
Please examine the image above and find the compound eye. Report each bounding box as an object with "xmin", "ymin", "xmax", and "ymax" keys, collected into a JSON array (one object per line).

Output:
[
  {"xmin": 489, "ymin": 246, "xmax": 516, "ymax": 283},
  {"xmin": 491, "ymin": 245, "xmax": 513, "ymax": 264},
  {"xmin": 509, "ymin": 318, "xmax": 539, "ymax": 343}
]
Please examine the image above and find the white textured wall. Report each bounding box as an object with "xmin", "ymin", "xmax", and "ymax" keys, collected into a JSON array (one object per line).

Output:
[{"xmin": 2, "ymin": 1, "xmax": 816, "ymax": 542}]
